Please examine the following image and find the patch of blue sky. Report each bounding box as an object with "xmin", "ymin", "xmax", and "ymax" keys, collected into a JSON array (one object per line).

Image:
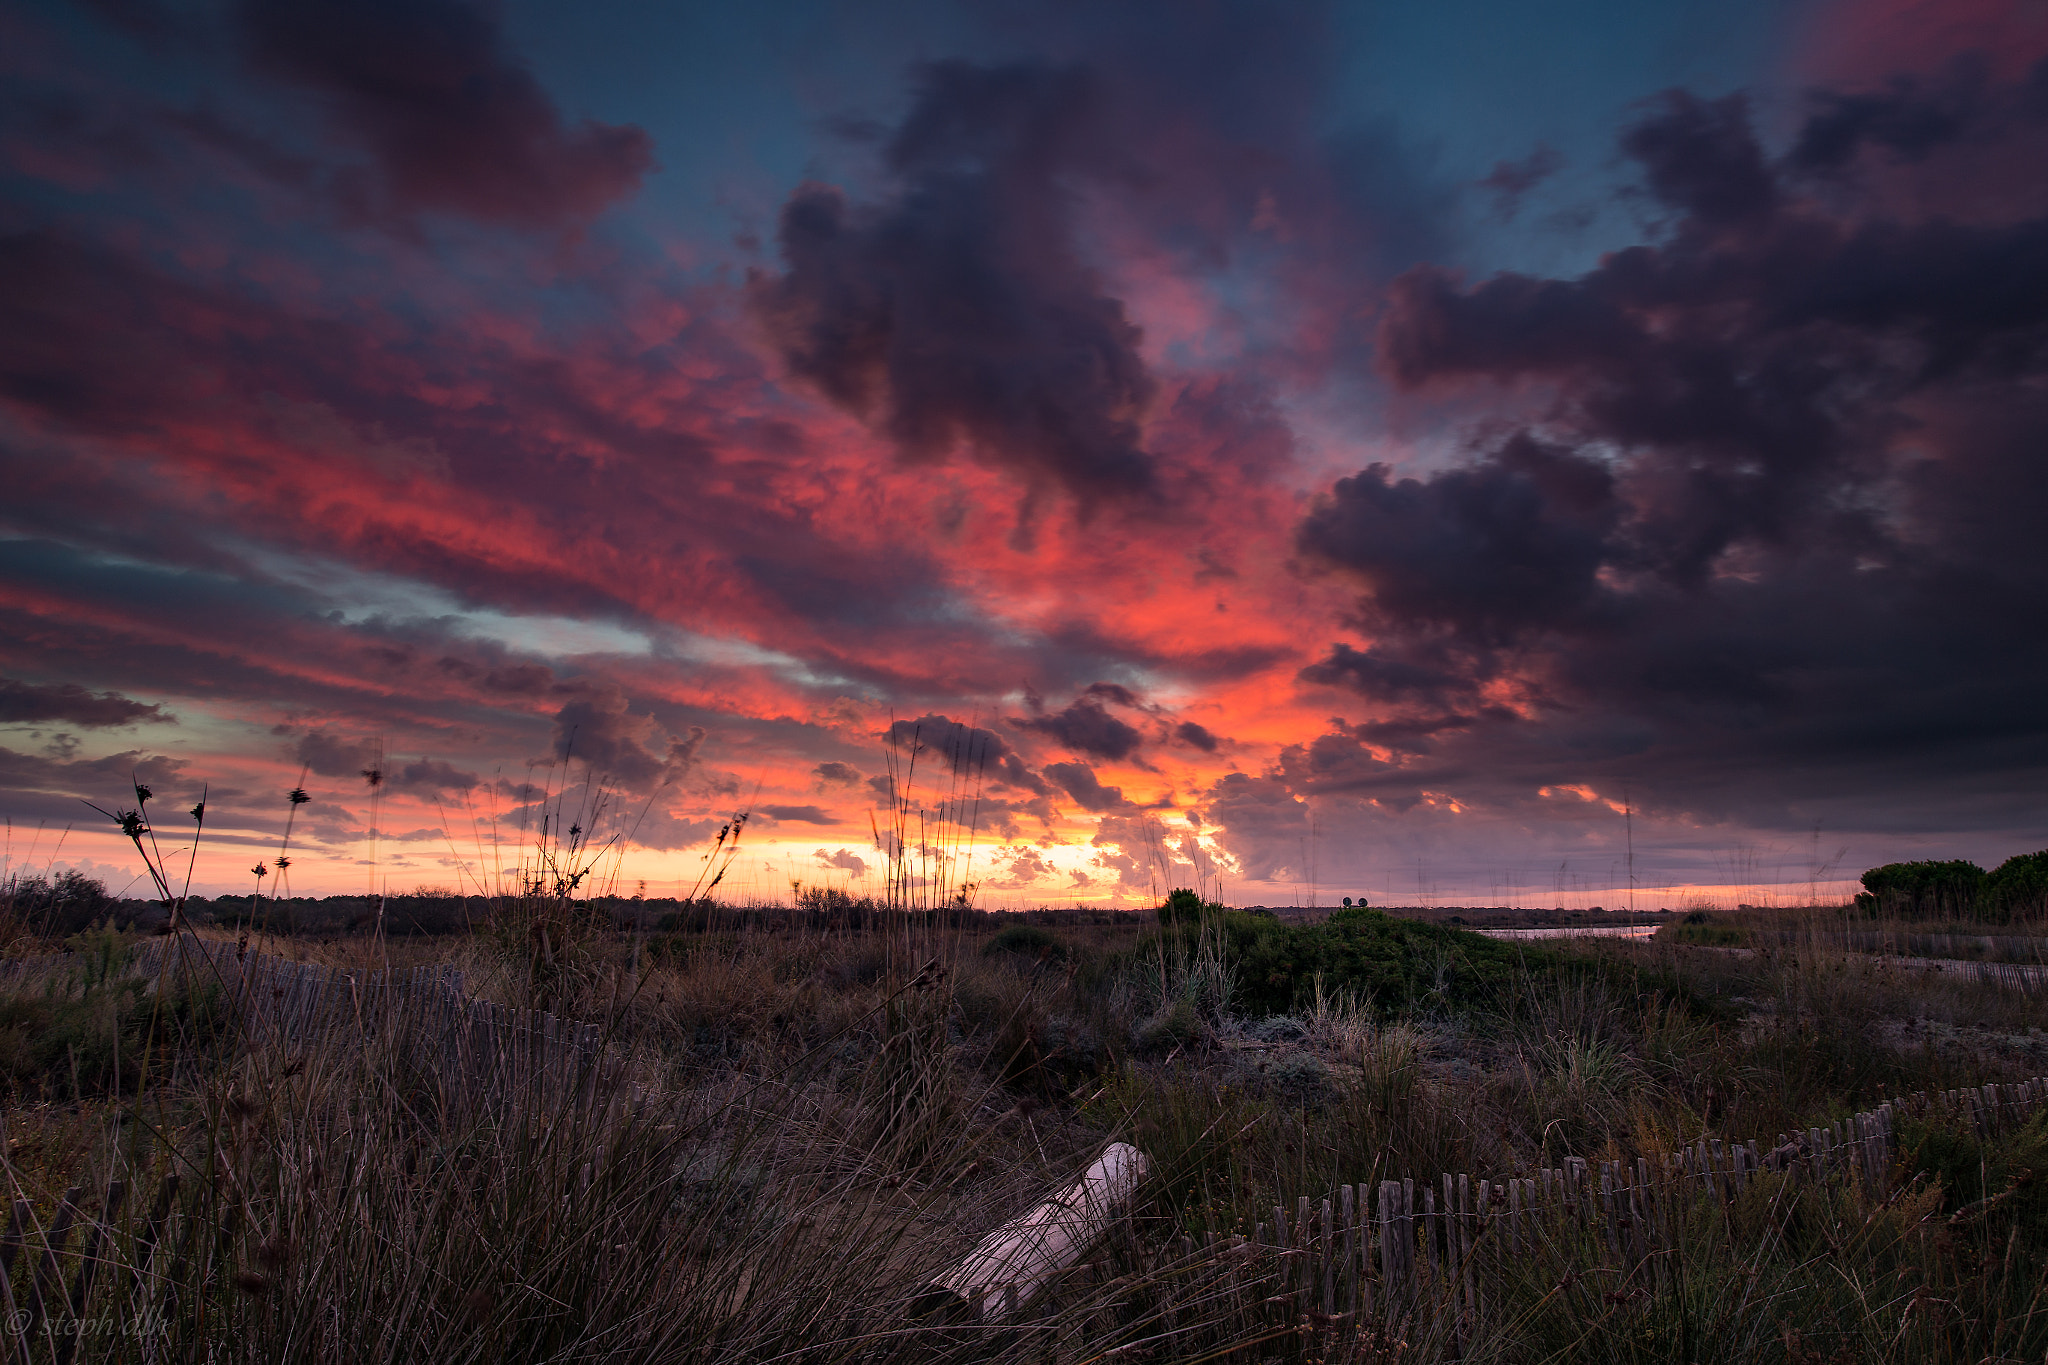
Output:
[
  {"xmin": 501, "ymin": 0, "xmax": 1001, "ymax": 266},
  {"xmin": 1332, "ymin": 0, "xmax": 1817, "ymax": 278}
]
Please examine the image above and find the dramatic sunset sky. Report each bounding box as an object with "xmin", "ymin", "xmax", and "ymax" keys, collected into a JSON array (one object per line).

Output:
[{"xmin": 3, "ymin": 0, "xmax": 2045, "ymax": 907}]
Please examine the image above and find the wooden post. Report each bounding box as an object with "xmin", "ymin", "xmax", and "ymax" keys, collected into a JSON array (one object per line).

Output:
[
  {"xmin": 1379, "ymin": 1182, "xmax": 1400, "ymax": 1305},
  {"xmin": 1422, "ymin": 1183, "xmax": 1438, "ymax": 1284},
  {"xmin": 0, "ymin": 1199, "xmax": 26, "ymax": 1362},
  {"xmin": 1440, "ymin": 1174, "xmax": 1459, "ymax": 1290},
  {"xmin": 1402, "ymin": 1177, "xmax": 1415, "ymax": 1286},
  {"xmin": 28, "ymin": 1187, "xmax": 83, "ymax": 1336},
  {"xmin": 130, "ymin": 1174, "xmax": 178, "ymax": 1298},
  {"xmin": 1341, "ymin": 1183, "xmax": 1358, "ymax": 1321},
  {"xmin": 1322, "ymin": 1196, "xmax": 1336, "ymax": 1318},
  {"xmin": 1359, "ymin": 1192, "xmax": 1375, "ymax": 1323},
  {"xmin": 927, "ymin": 1143, "xmax": 1149, "ymax": 1321},
  {"xmin": 1273, "ymin": 1203, "xmax": 1290, "ymax": 1300},
  {"xmin": 0, "ymin": 1199, "xmax": 27, "ymax": 1279},
  {"xmin": 1298, "ymin": 1194, "xmax": 1313, "ymax": 1303},
  {"xmin": 1600, "ymin": 1164, "xmax": 1620, "ymax": 1259},
  {"xmin": 54, "ymin": 1182, "xmax": 123, "ymax": 1365},
  {"xmin": 1463, "ymin": 1176, "xmax": 1480, "ymax": 1318}
]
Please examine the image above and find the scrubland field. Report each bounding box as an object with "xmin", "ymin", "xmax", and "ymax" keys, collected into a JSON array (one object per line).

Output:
[{"xmin": 0, "ymin": 879, "xmax": 2045, "ymax": 1364}]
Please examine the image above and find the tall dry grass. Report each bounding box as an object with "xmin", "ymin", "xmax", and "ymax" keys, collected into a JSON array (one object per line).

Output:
[{"xmin": 1, "ymin": 882, "xmax": 2044, "ymax": 1361}]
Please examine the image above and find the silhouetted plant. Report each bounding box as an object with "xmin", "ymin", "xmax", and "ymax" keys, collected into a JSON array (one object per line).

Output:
[{"xmin": 1854, "ymin": 858, "xmax": 1988, "ymax": 919}]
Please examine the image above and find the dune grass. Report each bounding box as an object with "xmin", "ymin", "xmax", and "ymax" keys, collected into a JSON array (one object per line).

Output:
[{"xmin": 0, "ymin": 868, "xmax": 2044, "ymax": 1361}]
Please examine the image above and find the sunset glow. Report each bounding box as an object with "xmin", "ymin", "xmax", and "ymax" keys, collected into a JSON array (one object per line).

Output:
[{"xmin": 3, "ymin": 0, "xmax": 2045, "ymax": 907}]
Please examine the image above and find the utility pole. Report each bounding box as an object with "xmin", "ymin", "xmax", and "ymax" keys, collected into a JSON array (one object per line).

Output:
[{"xmin": 1623, "ymin": 788, "xmax": 1636, "ymax": 916}]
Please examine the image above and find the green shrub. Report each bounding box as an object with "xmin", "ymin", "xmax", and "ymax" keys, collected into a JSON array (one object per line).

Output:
[
  {"xmin": 1854, "ymin": 859, "xmax": 1987, "ymax": 919},
  {"xmin": 1, "ymin": 869, "xmax": 112, "ymax": 936},
  {"xmin": 981, "ymin": 923, "xmax": 1066, "ymax": 962},
  {"xmin": 1986, "ymin": 848, "xmax": 2048, "ymax": 921},
  {"xmin": 1899, "ymin": 1109, "xmax": 2048, "ymax": 1252},
  {"xmin": 1137, "ymin": 996, "xmax": 1206, "ymax": 1053},
  {"xmin": 1157, "ymin": 887, "xmax": 1224, "ymax": 926},
  {"xmin": 1220, "ymin": 905, "xmax": 1554, "ymax": 1016},
  {"xmin": 0, "ymin": 966, "xmax": 228, "ymax": 1098},
  {"xmin": 1654, "ymin": 920, "xmax": 1750, "ymax": 947},
  {"xmin": 994, "ymin": 1009, "xmax": 1104, "ymax": 1092}
]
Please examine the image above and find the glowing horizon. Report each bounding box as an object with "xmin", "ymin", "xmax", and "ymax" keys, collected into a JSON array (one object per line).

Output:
[{"xmin": 3, "ymin": 0, "xmax": 2045, "ymax": 910}]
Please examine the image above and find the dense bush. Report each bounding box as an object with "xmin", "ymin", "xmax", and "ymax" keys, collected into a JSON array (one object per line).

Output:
[
  {"xmin": 1854, "ymin": 858, "xmax": 1988, "ymax": 919},
  {"xmin": 1985, "ymin": 848, "xmax": 2048, "ymax": 920},
  {"xmin": 1, "ymin": 869, "xmax": 113, "ymax": 935},
  {"xmin": 0, "ymin": 936, "xmax": 229, "ymax": 1098},
  {"xmin": 982, "ymin": 922, "xmax": 1067, "ymax": 962},
  {"xmin": 1654, "ymin": 918, "xmax": 1750, "ymax": 947},
  {"xmin": 1220, "ymin": 905, "xmax": 1556, "ymax": 1016},
  {"xmin": 1853, "ymin": 850, "xmax": 2048, "ymax": 922},
  {"xmin": 1156, "ymin": 887, "xmax": 1224, "ymax": 925}
]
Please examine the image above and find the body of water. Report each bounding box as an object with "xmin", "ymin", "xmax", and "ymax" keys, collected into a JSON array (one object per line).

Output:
[{"xmin": 1473, "ymin": 924, "xmax": 1660, "ymax": 940}]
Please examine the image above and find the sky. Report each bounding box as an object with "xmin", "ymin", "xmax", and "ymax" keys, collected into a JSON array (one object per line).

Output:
[{"xmin": 2, "ymin": 0, "xmax": 2046, "ymax": 909}]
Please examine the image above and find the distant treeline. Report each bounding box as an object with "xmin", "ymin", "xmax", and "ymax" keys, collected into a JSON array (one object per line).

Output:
[
  {"xmin": 1856, "ymin": 850, "xmax": 2048, "ymax": 923},
  {"xmin": 0, "ymin": 879, "xmax": 1159, "ymax": 938}
]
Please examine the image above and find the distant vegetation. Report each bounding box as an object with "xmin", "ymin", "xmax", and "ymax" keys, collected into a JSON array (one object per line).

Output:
[
  {"xmin": 0, "ymin": 867, "xmax": 112, "ymax": 939},
  {"xmin": 1854, "ymin": 849, "xmax": 2048, "ymax": 922},
  {"xmin": 3, "ymin": 799, "xmax": 2045, "ymax": 1360}
]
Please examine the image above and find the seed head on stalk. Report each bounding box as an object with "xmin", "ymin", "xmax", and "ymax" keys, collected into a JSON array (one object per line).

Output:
[{"xmin": 83, "ymin": 780, "xmax": 182, "ymax": 930}]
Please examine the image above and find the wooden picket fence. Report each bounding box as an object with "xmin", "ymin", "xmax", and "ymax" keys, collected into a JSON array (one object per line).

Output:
[
  {"xmin": 1118, "ymin": 1075, "xmax": 2048, "ymax": 1346},
  {"xmin": 0, "ymin": 1178, "xmax": 138, "ymax": 1365},
  {"xmin": 1930, "ymin": 958, "xmax": 2046, "ymax": 992}
]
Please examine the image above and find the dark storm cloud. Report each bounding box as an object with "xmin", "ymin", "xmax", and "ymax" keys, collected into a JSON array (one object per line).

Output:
[
  {"xmin": 0, "ymin": 746, "xmax": 193, "ymax": 825},
  {"xmin": 1787, "ymin": 55, "xmax": 2048, "ymax": 174},
  {"xmin": 1043, "ymin": 761, "xmax": 1126, "ymax": 813},
  {"xmin": 854, "ymin": 714, "xmax": 1028, "ymax": 810},
  {"xmin": 234, "ymin": 0, "xmax": 654, "ymax": 228},
  {"xmin": 1296, "ymin": 435, "xmax": 1620, "ymax": 647},
  {"xmin": 436, "ymin": 659, "xmax": 556, "ymax": 696},
  {"xmin": 814, "ymin": 847, "xmax": 867, "ymax": 874},
  {"xmin": 1295, "ymin": 644, "xmax": 1467, "ymax": 707},
  {"xmin": 812, "ymin": 761, "xmax": 864, "ymax": 788},
  {"xmin": 750, "ymin": 61, "xmax": 1156, "ymax": 502},
  {"xmin": 1272, "ymin": 62, "xmax": 2048, "ymax": 850},
  {"xmin": 0, "ymin": 232, "xmax": 232, "ymax": 440},
  {"xmin": 1619, "ymin": 92, "xmax": 1778, "ymax": 229},
  {"xmin": 759, "ymin": 805, "xmax": 837, "ymax": 825},
  {"xmin": 0, "ymin": 678, "xmax": 171, "ymax": 728},
  {"xmin": 885, "ymin": 713, "xmax": 1014, "ymax": 769},
  {"xmin": 292, "ymin": 729, "xmax": 376, "ymax": 777},
  {"xmin": 1174, "ymin": 721, "xmax": 1220, "ymax": 752},
  {"xmin": 991, "ymin": 756, "xmax": 1054, "ymax": 798},
  {"xmin": 878, "ymin": 713, "xmax": 1056, "ymax": 796},
  {"xmin": 1202, "ymin": 772, "xmax": 1305, "ymax": 882},
  {"xmin": 552, "ymin": 686, "xmax": 705, "ymax": 790},
  {"xmin": 394, "ymin": 758, "xmax": 478, "ymax": 793},
  {"xmin": 1014, "ymin": 687, "xmax": 1145, "ymax": 761}
]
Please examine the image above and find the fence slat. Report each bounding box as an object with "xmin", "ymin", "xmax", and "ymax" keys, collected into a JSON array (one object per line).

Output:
[{"xmin": 28, "ymin": 1187, "xmax": 84, "ymax": 1336}]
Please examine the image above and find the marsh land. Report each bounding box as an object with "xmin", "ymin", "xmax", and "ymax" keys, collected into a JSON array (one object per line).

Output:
[{"xmin": 0, "ymin": 885, "xmax": 2044, "ymax": 1363}]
